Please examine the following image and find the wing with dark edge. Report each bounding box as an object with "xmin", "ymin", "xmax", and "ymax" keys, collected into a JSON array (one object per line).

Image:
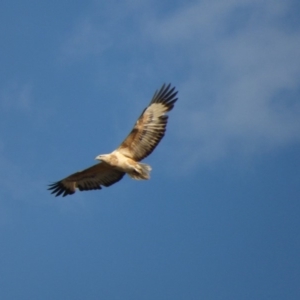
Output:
[
  {"xmin": 48, "ymin": 163, "xmax": 125, "ymax": 197},
  {"xmin": 117, "ymin": 83, "xmax": 178, "ymax": 161}
]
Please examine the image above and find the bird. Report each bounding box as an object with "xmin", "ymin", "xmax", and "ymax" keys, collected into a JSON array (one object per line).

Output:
[{"xmin": 48, "ymin": 83, "xmax": 178, "ymax": 197}]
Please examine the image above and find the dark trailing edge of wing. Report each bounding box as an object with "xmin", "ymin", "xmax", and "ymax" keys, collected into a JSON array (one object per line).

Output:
[
  {"xmin": 48, "ymin": 171, "xmax": 125, "ymax": 197},
  {"xmin": 48, "ymin": 181, "xmax": 103, "ymax": 197}
]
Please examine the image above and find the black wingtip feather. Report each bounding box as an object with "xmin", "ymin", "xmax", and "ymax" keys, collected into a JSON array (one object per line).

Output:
[
  {"xmin": 48, "ymin": 181, "xmax": 75, "ymax": 197},
  {"xmin": 151, "ymin": 83, "xmax": 178, "ymax": 108}
]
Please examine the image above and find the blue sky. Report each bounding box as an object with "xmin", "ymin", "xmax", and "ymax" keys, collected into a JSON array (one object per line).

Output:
[{"xmin": 1, "ymin": 0, "xmax": 300, "ymax": 299}]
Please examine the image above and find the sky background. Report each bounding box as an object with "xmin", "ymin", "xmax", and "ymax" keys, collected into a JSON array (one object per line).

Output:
[{"xmin": 1, "ymin": 0, "xmax": 300, "ymax": 299}]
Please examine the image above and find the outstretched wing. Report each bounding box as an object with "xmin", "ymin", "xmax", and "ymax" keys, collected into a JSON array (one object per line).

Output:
[
  {"xmin": 48, "ymin": 163, "xmax": 125, "ymax": 197},
  {"xmin": 117, "ymin": 83, "xmax": 178, "ymax": 161}
]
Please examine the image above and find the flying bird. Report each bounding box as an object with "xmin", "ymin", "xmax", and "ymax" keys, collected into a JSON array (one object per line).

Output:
[{"xmin": 48, "ymin": 83, "xmax": 178, "ymax": 197}]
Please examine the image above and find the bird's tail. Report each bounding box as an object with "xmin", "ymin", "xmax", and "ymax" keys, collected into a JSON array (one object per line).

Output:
[{"xmin": 128, "ymin": 162, "xmax": 152, "ymax": 180}]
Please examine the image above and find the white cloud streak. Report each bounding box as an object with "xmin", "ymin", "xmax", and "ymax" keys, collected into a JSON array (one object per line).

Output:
[
  {"xmin": 146, "ymin": 0, "xmax": 300, "ymax": 165},
  {"xmin": 0, "ymin": 82, "xmax": 33, "ymax": 112},
  {"xmin": 61, "ymin": 18, "xmax": 112, "ymax": 60},
  {"xmin": 60, "ymin": 0, "xmax": 300, "ymax": 167}
]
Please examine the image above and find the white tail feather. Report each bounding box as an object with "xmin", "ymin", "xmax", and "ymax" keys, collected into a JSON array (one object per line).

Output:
[{"xmin": 128, "ymin": 162, "xmax": 152, "ymax": 180}]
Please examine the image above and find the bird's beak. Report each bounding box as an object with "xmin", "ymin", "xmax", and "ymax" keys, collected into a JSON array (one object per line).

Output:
[{"xmin": 95, "ymin": 155, "xmax": 102, "ymax": 161}]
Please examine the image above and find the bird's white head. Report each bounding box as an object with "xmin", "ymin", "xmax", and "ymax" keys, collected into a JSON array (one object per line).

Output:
[{"xmin": 95, "ymin": 154, "xmax": 109, "ymax": 162}]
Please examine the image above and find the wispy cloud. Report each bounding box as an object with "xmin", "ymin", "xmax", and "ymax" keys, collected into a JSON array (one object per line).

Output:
[
  {"xmin": 61, "ymin": 18, "xmax": 112, "ymax": 60},
  {"xmin": 0, "ymin": 81, "xmax": 54, "ymax": 206},
  {"xmin": 0, "ymin": 148, "xmax": 44, "ymax": 202},
  {"xmin": 59, "ymin": 0, "xmax": 300, "ymax": 167},
  {"xmin": 0, "ymin": 82, "xmax": 33, "ymax": 112},
  {"xmin": 60, "ymin": 1, "xmax": 149, "ymax": 61},
  {"xmin": 145, "ymin": 0, "xmax": 300, "ymax": 165}
]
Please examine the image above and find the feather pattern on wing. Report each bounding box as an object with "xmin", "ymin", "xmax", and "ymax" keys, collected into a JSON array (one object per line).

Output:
[
  {"xmin": 117, "ymin": 83, "xmax": 178, "ymax": 161},
  {"xmin": 48, "ymin": 163, "xmax": 125, "ymax": 197}
]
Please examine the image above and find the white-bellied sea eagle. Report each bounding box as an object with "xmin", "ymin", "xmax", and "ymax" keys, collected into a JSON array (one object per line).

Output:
[{"xmin": 48, "ymin": 83, "xmax": 178, "ymax": 197}]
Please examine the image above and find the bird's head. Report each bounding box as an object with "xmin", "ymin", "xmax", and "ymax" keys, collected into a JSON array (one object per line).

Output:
[{"xmin": 95, "ymin": 154, "xmax": 109, "ymax": 163}]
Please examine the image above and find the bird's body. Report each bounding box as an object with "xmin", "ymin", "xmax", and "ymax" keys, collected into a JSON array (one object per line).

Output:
[
  {"xmin": 48, "ymin": 83, "xmax": 178, "ymax": 197},
  {"xmin": 97, "ymin": 152, "xmax": 151, "ymax": 180}
]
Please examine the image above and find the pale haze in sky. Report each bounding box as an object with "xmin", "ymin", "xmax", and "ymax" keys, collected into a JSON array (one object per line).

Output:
[{"xmin": 0, "ymin": 1, "xmax": 300, "ymax": 299}]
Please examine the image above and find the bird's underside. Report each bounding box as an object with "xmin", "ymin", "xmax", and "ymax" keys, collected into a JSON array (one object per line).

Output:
[{"xmin": 48, "ymin": 83, "xmax": 178, "ymax": 197}]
